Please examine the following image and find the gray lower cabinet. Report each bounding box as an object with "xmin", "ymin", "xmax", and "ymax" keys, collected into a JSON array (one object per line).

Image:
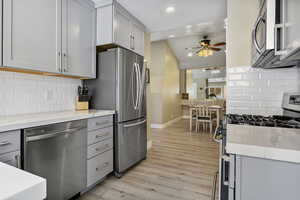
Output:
[
  {"xmin": 86, "ymin": 116, "xmax": 114, "ymax": 188},
  {"xmin": 231, "ymin": 155, "xmax": 300, "ymax": 200},
  {"xmin": 2, "ymin": 0, "xmax": 96, "ymax": 79},
  {"xmin": 0, "ymin": 130, "xmax": 21, "ymax": 168}
]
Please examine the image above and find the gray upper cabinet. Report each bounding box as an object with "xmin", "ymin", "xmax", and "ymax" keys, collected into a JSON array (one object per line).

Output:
[
  {"xmin": 0, "ymin": 0, "xmax": 2, "ymax": 66},
  {"xmin": 276, "ymin": 0, "xmax": 300, "ymax": 62},
  {"xmin": 131, "ymin": 22, "xmax": 145, "ymax": 56},
  {"xmin": 96, "ymin": 1, "xmax": 145, "ymax": 56},
  {"xmin": 2, "ymin": 0, "xmax": 96, "ymax": 79},
  {"xmin": 62, "ymin": 0, "xmax": 96, "ymax": 78},
  {"xmin": 3, "ymin": 0, "xmax": 62, "ymax": 73},
  {"xmin": 114, "ymin": 8, "xmax": 131, "ymax": 50}
]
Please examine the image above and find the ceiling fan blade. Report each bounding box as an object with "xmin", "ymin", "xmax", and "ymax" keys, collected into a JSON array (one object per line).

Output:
[
  {"xmin": 212, "ymin": 42, "xmax": 226, "ymax": 47},
  {"xmin": 210, "ymin": 47, "xmax": 222, "ymax": 51},
  {"xmin": 185, "ymin": 47, "xmax": 201, "ymax": 50}
]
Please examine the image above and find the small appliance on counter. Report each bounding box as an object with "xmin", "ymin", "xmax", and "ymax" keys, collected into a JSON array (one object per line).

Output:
[
  {"xmin": 215, "ymin": 92, "xmax": 300, "ymax": 200},
  {"xmin": 76, "ymin": 85, "xmax": 91, "ymax": 110}
]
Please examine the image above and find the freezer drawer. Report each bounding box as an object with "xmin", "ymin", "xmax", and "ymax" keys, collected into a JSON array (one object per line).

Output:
[{"xmin": 115, "ymin": 118, "xmax": 147, "ymax": 174}]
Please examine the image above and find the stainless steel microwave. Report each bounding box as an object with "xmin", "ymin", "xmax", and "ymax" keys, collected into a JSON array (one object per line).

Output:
[{"xmin": 251, "ymin": 0, "xmax": 299, "ymax": 69}]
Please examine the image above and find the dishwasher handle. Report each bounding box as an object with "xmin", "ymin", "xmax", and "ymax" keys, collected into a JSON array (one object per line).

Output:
[{"xmin": 26, "ymin": 127, "xmax": 85, "ymax": 142}]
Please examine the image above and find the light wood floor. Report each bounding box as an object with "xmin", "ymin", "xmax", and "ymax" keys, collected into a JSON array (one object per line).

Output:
[{"xmin": 79, "ymin": 120, "xmax": 219, "ymax": 200}]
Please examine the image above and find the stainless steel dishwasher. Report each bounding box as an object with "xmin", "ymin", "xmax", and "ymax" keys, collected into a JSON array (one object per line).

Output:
[{"xmin": 23, "ymin": 120, "xmax": 87, "ymax": 200}]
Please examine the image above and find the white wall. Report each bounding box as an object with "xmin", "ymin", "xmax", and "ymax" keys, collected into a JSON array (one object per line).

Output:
[
  {"xmin": 0, "ymin": 71, "xmax": 81, "ymax": 117},
  {"xmin": 150, "ymin": 41, "xmax": 181, "ymax": 124},
  {"xmin": 227, "ymin": 66, "xmax": 300, "ymax": 116}
]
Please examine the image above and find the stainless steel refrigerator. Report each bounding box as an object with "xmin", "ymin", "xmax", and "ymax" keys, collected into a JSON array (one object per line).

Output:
[{"xmin": 85, "ymin": 47, "xmax": 147, "ymax": 177}]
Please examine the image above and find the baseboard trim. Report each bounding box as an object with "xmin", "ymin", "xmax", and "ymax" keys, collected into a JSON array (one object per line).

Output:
[
  {"xmin": 147, "ymin": 140, "xmax": 152, "ymax": 150},
  {"xmin": 151, "ymin": 116, "xmax": 182, "ymax": 129}
]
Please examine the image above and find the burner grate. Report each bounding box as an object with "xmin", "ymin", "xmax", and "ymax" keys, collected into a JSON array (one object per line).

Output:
[{"xmin": 226, "ymin": 114, "xmax": 300, "ymax": 129}]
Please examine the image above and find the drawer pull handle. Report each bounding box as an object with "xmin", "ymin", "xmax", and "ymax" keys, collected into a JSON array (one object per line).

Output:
[
  {"xmin": 95, "ymin": 132, "xmax": 110, "ymax": 139},
  {"xmin": 96, "ymin": 121, "xmax": 110, "ymax": 126},
  {"xmin": 95, "ymin": 144, "xmax": 110, "ymax": 152},
  {"xmin": 0, "ymin": 141, "xmax": 11, "ymax": 146},
  {"xmin": 95, "ymin": 162, "xmax": 110, "ymax": 172}
]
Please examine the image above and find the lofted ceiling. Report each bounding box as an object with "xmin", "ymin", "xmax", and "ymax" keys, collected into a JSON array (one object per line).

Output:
[
  {"xmin": 168, "ymin": 32, "xmax": 226, "ymax": 69},
  {"xmin": 116, "ymin": 0, "xmax": 227, "ymax": 33},
  {"xmin": 94, "ymin": 0, "xmax": 227, "ymax": 69}
]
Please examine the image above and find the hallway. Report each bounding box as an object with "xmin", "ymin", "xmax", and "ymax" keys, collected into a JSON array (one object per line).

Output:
[{"xmin": 80, "ymin": 120, "xmax": 219, "ymax": 200}]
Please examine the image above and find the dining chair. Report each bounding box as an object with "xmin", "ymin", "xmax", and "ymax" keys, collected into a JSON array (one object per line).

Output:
[
  {"xmin": 189, "ymin": 100, "xmax": 199, "ymax": 131},
  {"xmin": 196, "ymin": 105, "xmax": 217, "ymax": 134}
]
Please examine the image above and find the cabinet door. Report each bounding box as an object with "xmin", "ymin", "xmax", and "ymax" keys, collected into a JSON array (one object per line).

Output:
[
  {"xmin": 131, "ymin": 22, "xmax": 145, "ymax": 56},
  {"xmin": 0, "ymin": 0, "xmax": 2, "ymax": 66},
  {"xmin": 62, "ymin": 0, "xmax": 96, "ymax": 78},
  {"xmin": 114, "ymin": 8, "xmax": 131, "ymax": 50},
  {"xmin": 3, "ymin": 0, "xmax": 62, "ymax": 73},
  {"xmin": 284, "ymin": 0, "xmax": 300, "ymax": 57}
]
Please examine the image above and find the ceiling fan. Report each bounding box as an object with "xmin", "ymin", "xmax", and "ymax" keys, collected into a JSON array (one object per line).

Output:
[{"xmin": 186, "ymin": 36, "xmax": 226, "ymax": 57}]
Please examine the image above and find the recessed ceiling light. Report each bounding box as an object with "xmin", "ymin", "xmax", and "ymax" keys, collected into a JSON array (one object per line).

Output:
[
  {"xmin": 169, "ymin": 35, "xmax": 175, "ymax": 38},
  {"xmin": 186, "ymin": 25, "xmax": 192, "ymax": 29},
  {"xmin": 165, "ymin": 6, "xmax": 175, "ymax": 13},
  {"xmin": 185, "ymin": 29, "xmax": 192, "ymax": 34},
  {"xmin": 188, "ymin": 52, "xmax": 193, "ymax": 57}
]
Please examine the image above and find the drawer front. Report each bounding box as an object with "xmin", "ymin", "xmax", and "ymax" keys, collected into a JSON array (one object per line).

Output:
[
  {"xmin": 88, "ymin": 127, "xmax": 113, "ymax": 145},
  {"xmin": 88, "ymin": 116, "xmax": 113, "ymax": 131},
  {"xmin": 87, "ymin": 150, "xmax": 113, "ymax": 187},
  {"xmin": 0, "ymin": 130, "xmax": 20, "ymax": 155},
  {"xmin": 0, "ymin": 151, "xmax": 20, "ymax": 168},
  {"xmin": 87, "ymin": 138, "xmax": 113, "ymax": 159}
]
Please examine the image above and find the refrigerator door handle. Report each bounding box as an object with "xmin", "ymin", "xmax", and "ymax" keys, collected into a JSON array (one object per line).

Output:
[
  {"xmin": 131, "ymin": 62, "xmax": 138, "ymax": 110},
  {"xmin": 134, "ymin": 63, "xmax": 140, "ymax": 110},
  {"xmin": 124, "ymin": 120, "xmax": 147, "ymax": 128},
  {"xmin": 137, "ymin": 62, "xmax": 146, "ymax": 109}
]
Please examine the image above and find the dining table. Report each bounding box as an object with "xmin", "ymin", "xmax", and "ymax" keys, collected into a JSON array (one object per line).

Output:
[{"xmin": 189, "ymin": 105, "xmax": 223, "ymax": 131}]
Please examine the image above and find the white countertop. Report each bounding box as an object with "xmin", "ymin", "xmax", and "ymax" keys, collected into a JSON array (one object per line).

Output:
[
  {"xmin": 0, "ymin": 110, "xmax": 115, "ymax": 132},
  {"xmin": 226, "ymin": 124, "xmax": 300, "ymax": 163},
  {"xmin": 0, "ymin": 162, "xmax": 46, "ymax": 200}
]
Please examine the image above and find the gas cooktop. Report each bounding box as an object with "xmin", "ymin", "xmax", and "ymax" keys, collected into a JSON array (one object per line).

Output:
[{"xmin": 226, "ymin": 114, "xmax": 300, "ymax": 129}]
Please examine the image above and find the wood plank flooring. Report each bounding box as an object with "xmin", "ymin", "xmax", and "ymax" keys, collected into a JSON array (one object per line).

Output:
[{"xmin": 79, "ymin": 120, "xmax": 219, "ymax": 200}]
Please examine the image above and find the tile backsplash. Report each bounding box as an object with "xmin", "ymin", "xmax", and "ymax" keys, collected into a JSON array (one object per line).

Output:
[
  {"xmin": 227, "ymin": 66, "xmax": 300, "ymax": 116},
  {"xmin": 0, "ymin": 71, "xmax": 81, "ymax": 116}
]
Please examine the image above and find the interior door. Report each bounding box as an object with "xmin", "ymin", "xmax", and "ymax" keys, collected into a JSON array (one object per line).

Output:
[
  {"xmin": 118, "ymin": 49, "xmax": 140, "ymax": 122},
  {"xmin": 62, "ymin": 0, "xmax": 96, "ymax": 78},
  {"xmin": 116, "ymin": 118, "xmax": 147, "ymax": 173},
  {"xmin": 3, "ymin": 0, "xmax": 62, "ymax": 73}
]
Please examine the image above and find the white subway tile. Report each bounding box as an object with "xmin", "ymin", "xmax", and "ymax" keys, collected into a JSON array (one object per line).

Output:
[
  {"xmin": 0, "ymin": 71, "xmax": 81, "ymax": 116},
  {"xmin": 227, "ymin": 66, "xmax": 299, "ymax": 116}
]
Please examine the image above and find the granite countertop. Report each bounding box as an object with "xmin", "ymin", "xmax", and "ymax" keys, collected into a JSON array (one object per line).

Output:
[
  {"xmin": 0, "ymin": 162, "xmax": 46, "ymax": 200},
  {"xmin": 0, "ymin": 110, "xmax": 115, "ymax": 132},
  {"xmin": 226, "ymin": 124, "xmax": 300, "ymax": 163}
]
